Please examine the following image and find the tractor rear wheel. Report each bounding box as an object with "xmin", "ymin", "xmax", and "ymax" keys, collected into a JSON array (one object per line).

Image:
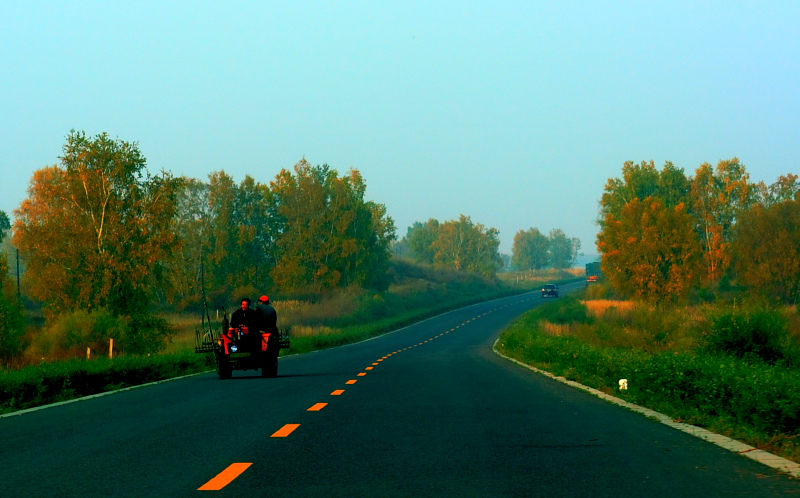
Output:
[
  {"xmin": 216, "ymin": 354, "xmax": 232, "ymax": 379},
  {"xmin": 261, "ymin": 352, "xmax": 278, "ymax": 378}
]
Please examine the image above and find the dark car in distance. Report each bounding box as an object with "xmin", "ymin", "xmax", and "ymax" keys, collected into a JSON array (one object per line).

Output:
[{"xmin": 542, "ymin": 284, "xmax": 559, "ymax": 298}]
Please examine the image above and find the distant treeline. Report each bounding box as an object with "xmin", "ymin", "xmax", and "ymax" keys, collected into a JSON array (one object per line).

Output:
[
  {"xmin": 393, "ymin": 221, "xmax": 581, "ymax": 273},
  {"xmin": 597, "ymin": 159, "xmax": 800, "ymax": 303},
  {"xmin": 0, "ymin": 130, "xmax": 578, "ymax": 362}
]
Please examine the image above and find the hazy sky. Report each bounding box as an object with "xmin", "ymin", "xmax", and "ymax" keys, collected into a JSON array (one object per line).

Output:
[{"xmin": 2, "ymin": 1, "xmax": 798, "ymax": 256}]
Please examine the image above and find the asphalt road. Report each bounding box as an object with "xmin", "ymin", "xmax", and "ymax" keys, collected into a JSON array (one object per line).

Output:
[{"xmin": 1, "ymin": 282, "xmax": 797, "ymax": 497}]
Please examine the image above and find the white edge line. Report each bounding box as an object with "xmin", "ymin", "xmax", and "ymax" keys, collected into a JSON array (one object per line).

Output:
[
  {"xmin": 0, "ymin": 370, "xmax": 212, "ymax": 418},
  {"xmin": 0, "ymin": 288, "xmax": 560, "ymax": 418},
  {"xmin": 317, "ymin": 289, "xmax": 546, "ymax": 351},
  {"xmin": 492, "ymin": 338, "xmax": 800, "ymax": 479}
]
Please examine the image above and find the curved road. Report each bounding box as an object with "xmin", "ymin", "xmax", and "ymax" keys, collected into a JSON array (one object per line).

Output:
[{"xmin": 1, "ymin": 283, "xmax": 797, "ymax": 496}]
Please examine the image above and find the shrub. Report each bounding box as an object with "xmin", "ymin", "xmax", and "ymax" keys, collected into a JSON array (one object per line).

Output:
[
  {"xmin": 124, "ymin": 313, "xmax": 174, "ymax": 355},
  {"xmin": 536, "ymin": 296, "xmax": 592, "ymax": 325},
  {"xmin": 704, "ymin": 304, "xmax": 790, "ymax": 364},
  {"xmin": 29, "ymin": 309, "xmax": 173, "ymax": 359},
  {"xmin": 0, "ymin": 294, "xmax": 25, "ymax": 362},
  {"xmin": 585, "ymin": 282, "xmax": 616, "ymax": 300},
  {"xmin": 0, "ymin": 352, "xmax": 213, "ymax": 413},
  {"xmin": 34, "ymin": 309, "xmax": 127, "ymax": 359}
]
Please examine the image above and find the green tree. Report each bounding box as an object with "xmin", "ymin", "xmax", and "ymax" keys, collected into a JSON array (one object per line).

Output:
[
  {"xmin": 164, "ymin": 177, "xmax": 213, "ymax": 308},
  {"xmin": 270, "ymin": 160, "xmax": 395, "ymax": 291},
  {"xmin": 511, "ymin": 227, "xmax": 549, "ymax": 271},
  {"xmin": 13, "ymin": 131, "xmax": 181, "ymax": 350},
  {"xmin": 600, "ymin": 160, "xmax": 691, "ymax": 225},
  {"xmin": 600, "ymin": 161, "xmax": 661, "ymax": 222},
  {"xmin": 733, "ymin": 199, "xmax": 800, "ymax": 304},
  {"xmin": 404, "ymin": 219, "xmax": 441, "ymax": 264},
  {"xmin": 0, "ymin": 210, "xmax": 25, "ymax": 362},
  {"xmin": 0, "ymin": 291, "xmax": 25, "ymax": 363},
  {"xmin": 657, "ymin": 161, "xmax": 692, "ymax": 209},
  {"xmin": 179, "ymin": 171, "xmax": 276, "ymax": 301},
  {"xmin": 432, "ymin": 214, "xmax": 502, "ymax": 276},
  {"xmin": 547, "ymin": 228, "xmax": 579, "ymax": 269},
  {"xmin": 0, "ymin": 211, "xmax": 9, "ymax": 240},
  {"xmin": 231, "ymin": 174, "xmax": 275, "ymax": 290}
]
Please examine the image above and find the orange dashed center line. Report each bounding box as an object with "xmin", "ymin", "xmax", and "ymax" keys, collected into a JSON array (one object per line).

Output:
[
  {"xmin": 358, "ymin": 372, "xmax": 367, "ymax": 377},
  {"xmin": 366, "ymin": 367, "xmax": 374, "ymax": 370},
  {"xmin": 372, "ymin": 362, "xmax": 379, "ymax": 365},
  {"xmin": 271, "ymin": 424, "xmax": 300, "ymax": 437},
  {"xmin": 308, "ymin": 403, "xmax": 328, "ymax": 411},
  {"xmin": 198, "ymin": 462, "xmax": 253, "ymax": 491},
  {"xmin": 346, "ymin": 380, "xmax": 358, "ymax": 384},
  {"xmin": 331, "ymin": 390, "xmax": 345, "ymax": 395}
]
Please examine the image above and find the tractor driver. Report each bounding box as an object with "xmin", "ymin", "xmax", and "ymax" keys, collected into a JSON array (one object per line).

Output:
[{"xmin": 229, "ymin": 297, "xmax": 259, "ymax": 335}]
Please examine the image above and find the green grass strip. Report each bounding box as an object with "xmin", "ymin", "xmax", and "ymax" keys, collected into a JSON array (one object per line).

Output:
[
  {"xmin": 0, "ymin": 352, "xmax": 213, "ymax": 414},
  {"xmin": 496, "ymin": 303, "xmax": 800, "ymax": 463}
]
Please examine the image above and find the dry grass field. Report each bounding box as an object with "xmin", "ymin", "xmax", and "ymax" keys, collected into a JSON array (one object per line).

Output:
[{"xmin": 582, "ymin": 299, "xmax": 635, "ymax": 316}]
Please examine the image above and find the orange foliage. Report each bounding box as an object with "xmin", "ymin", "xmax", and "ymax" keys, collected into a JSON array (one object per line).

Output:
[{"xmin": 598, "ymin": 197, "xmax": 702, "ymax": 301}]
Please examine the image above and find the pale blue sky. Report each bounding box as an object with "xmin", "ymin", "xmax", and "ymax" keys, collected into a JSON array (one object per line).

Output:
[{"xmin": 2, "ymin": 1, "xmax": 798, "ymax": 255}]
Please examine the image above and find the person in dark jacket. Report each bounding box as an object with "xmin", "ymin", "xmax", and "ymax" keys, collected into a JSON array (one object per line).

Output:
[
  {"xmin": 255, "ymin": 295, "xmax": 278, "ymax": 334},
  {"xmin": 229, "ymin": 297, "xmax": 261, "ymax": 349},
  {"xmin": 230, "ymin": 297, "xmax": 259, "ymax": 331}
]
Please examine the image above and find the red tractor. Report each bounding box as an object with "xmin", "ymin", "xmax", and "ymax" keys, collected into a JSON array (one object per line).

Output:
[{"xmin": 195, "ymin": 308, "xmax": 290, "ymax": 379}]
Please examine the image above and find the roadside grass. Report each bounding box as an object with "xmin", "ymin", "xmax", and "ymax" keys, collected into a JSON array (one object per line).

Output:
[
  {"xmin": 0, "ymin": 264, "xmax": 579, "ymax": 414},
  {"xmin": 0, "ymin": 352, "xmax": 213, "ymax": 415},
  {"xmin": 496, "ymin": 293, "xmax": 800, "ymax": 464}
]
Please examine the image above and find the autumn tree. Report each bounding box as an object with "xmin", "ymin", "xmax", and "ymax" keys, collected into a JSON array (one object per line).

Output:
[
  {"xmin": 511, "ymin": 227, "xmax": 549, "ymax": 271},
  {"xmin": 431, "ymin": 215, "xmax": 502, "ymax": 276},
  {"xmin": 13, "ymin": 131, "xmax": 182, "ymax": 322},
  {"xmin": 732, "ymin": 197, "xmax": 800, "ymax": 304},
  {"xmin": 599, "ymin": 160, "xmax": 706, "ymax": 300},
  {"xmin": 690, "ymin": 158, "xmax": 755, "ymax": 284},
  {"xmin": 598, "ymin": 197, "xmax": 702, "ymax": 301},
  {"xmin": 757, "ymin": 174, "xmax": 800, "ymax": 207}
]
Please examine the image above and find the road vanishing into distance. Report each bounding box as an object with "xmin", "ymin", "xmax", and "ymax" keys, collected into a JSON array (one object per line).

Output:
[{"xmin": 1, "ymin": 282, "xmax": 797, "ymax": 497}]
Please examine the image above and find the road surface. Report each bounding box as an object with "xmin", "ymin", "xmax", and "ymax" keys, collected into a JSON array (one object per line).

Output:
[{"xmin": 1, "ymin": 283, "xmax": 796, "ymax": 496}]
